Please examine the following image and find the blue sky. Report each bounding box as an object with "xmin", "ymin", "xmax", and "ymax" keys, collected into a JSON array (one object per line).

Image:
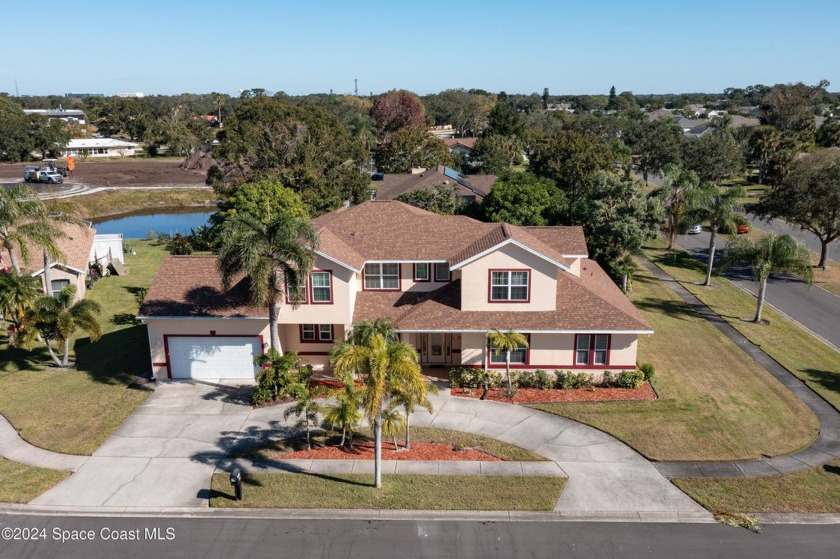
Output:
[{"xmin": 5, "ymin": 0, "xmax": 839, "ymax": 96}]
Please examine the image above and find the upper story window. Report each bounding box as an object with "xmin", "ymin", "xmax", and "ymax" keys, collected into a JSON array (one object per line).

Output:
[
  {"xmin": 435, "ymin": 263, "xmax": 451, "ymax": 282},
  {"xmin": 311, "ymin": 271, "xmax": 332, "ymax": 303},
  {"xmin": 489, "ymin": 270, "xmax": 529, "ymax": 302},
  {"xmin": 414, "ymin": 263, "xmax": 430, "ymax": 282},
  {"xmin": 364, "ymin": 263, "xmax": 400, "ymax": 290},
  {"xmin": 575, "ymin": 334, "xmax": 610, "ymax": 366},
  {"xmin": 286, "ymin": 275, "xmax": 308, "ymax": 304}
]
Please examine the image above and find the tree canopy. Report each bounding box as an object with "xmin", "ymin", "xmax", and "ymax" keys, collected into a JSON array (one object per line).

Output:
[
  {"xmin": 373, "ymin": 126, "xmax": 452, "ymax": 173},
  {"xmin": 370, "ymin": 89, "xmax": 426, "ymax": 135},
  {"xmin": 480, "ymin": 171, "xmax": 560, "ymax": 226}
]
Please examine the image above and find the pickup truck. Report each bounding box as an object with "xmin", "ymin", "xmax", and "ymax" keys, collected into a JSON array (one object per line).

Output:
[{"xmin": 40, "ymin": 171, "xmax": 64, "ymax": 184}]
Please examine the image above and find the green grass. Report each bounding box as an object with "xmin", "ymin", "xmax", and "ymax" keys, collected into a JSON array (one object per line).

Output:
[
  {"xmin": 0, "ymin": 458, "xmax": 69, "ymax": 503},
  {"xmin": 47, "ymin": 188, "xmax": 217, "ymax": 220},
  {"xmin": 210, "ymin": 473, "xmax": 565, "ymax": 510},
  {"xmin": 645, "ymin": 236, "xmax": 840, "ymax": 412},
  {"xmin": 0, "ymin": 239, "xmax": 169, "ymax": 455},
  {"xmin": 530, "ymin": 261, "xmax": 817, "ymax": 462},
  {"xmin": 242, "ymin": 427, "xmax": 547, "ymax": 462},
  {"xmin": 675, "ymin": 459, "xmax": 840, "ymax": 513}
]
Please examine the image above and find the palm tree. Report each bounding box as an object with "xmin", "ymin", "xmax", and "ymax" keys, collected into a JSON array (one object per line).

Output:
[
  {"xmin": 487, "ymin": 329, "xmax": 528, "ymax": 395},
  {"xmin": 348, "ymin": 317, "xmax": 399, "ymax": 345},
  {"xmin": 217, "ymin": 212, "xmax": 317, "ymax": 353},
  {"xmin": 283, "ymin": 365, "xmax": 328, "ymax": 451},
  {"xmin": 654, "ymin": 166, "xmax": 701, "ymax": 249},
  {"xmin": 749, "ymin": 126, "xmax": 781, "ymax": 185},
  {"xmin": 29, "ymin": 285, "xmax": 102, "ymax": 367},
  {"xmin": 722, "ymin": 233, "xmax": 813, "ymax": 323},
  {"xmin": 380, "ymin": 407, "xmax": 406, "ymax": 451},
  {"xmin": 389, "ymin": 379, "xmax": 437, "ymax": 450},
  {"xmin": 322, "ymin": 381, "xmax": 363, "ymax": 448},
  {"xmin": 0, "ymin": 270, "xmax": 41, "ymax": 335},
  {"xmin": 693, "ymin": 183, "xmax": 745, "ymax": 286},
  {"xmin": 0, "ymin": 183, "xmax": 63, "ymax": 274},
  {"xmin": 331, "ymin": 328, "xmax": 427, "ymax": 488}
]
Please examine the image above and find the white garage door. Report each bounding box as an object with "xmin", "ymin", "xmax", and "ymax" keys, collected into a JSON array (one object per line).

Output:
[{"xmin": 167, "ymin": 337, "xmax": 261, "ymax": 380}]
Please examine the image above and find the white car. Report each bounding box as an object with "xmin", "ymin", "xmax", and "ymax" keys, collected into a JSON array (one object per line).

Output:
[{"xmin": 687, "ymin": 224, "xmax": 702, "ymax": 235}]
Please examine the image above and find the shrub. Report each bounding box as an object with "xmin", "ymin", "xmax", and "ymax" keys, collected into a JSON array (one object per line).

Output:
[
  {"xmin": 616, "ymin": 369, "xmax": 645, "ymax": 389},
  {"xmin": 449, "ymin": 367, "xmax": 501, "ymax": 388},
  {"xmin": 517, "ymin": 370, "xmax": 537, "ymax": 388},
  {"xmin": 535, "ymin": 369, "xmax": 552, "ymax": 390},
  {"xmin": 166, "ymin": 233, "xmax": 193, "ymax": 255},
  {"xmin": 602, "ymin": 371, "xmax": 615, "ymax": 387},
  {"xmin": 554, "ymin": 370, "xmax": 593, "ymax": 389},
  {"xmin": 639, "ymin": 362, "xmax": 655, "ymax": 381}
]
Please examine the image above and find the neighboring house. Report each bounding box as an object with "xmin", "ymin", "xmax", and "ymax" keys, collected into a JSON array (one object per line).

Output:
[
  {"xmin": 90, "ymin": 233, "xmax": 125, "ymax": 271},
  {"xmin": 442, "ymin": 137, "xmax": 478, "ymax": 158},
  {"xmin": 645, "ymin": 108, "xmax": 675, "ymax": 121},
  {"xmin": 62, "ymin": 138, "xmax": 141, "ymax": 158},
  {"xmin": 23, "ymin": 109, "xmax": 87, "ymax": 126},
  {"xmin": 429, "ymin": 125, "xmax": 457, "ymax": 139},
  {"xmin": 374, "ymin": 165, "xmax": 496, "ymax": 203},
  {"xmin": 6, "ymin": 222, "xmax": 96, "ymax": 302},
  {"xmin": 138, "ymin": 201, "xmax": 652, "ymax": 381},
  {"xmin": 685, "ymin": 123, "xmax": 714, "ymax": 139}
]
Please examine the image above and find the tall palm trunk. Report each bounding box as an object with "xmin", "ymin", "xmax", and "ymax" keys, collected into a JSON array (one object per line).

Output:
[
  {"xmin": 404, "ymin": 411, "xmax": 411, "ymax": 450},
  {"xmin": 62, "ymin": 337, "xmax": 71, "ymax": 367},
  {"xmin": 44, "ymin": 340, "xmax": 62, "ymax": 367},
  {"xmin": 754, "ymin": 277, "xmax": 768, "ymax": 323},
  {"xmin": 505, "ymin": 352, "xmax": 512, "ymax": 393},
  {"xmin": 339, "ymin": 427, "xmax": 346, "ymax": 448},
  {"xmin": 268, "ymin": 300, "xmax": 282, "ymax": 353},
  {"xmin": 374, "ymin": 409, "xmax": 383, "ymax": 489},
  {"xmin": 43, "ymin": 250, "xmax": 53, "ymax": 297},
  {"xmin": 704, "ymin": 229, "xmax": 717, "ymax": 286}
]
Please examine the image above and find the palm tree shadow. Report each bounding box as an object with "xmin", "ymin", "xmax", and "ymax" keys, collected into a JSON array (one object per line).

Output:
[{"xmin": 803, "ymin": 369, "xmax": 840, "ymax": 397}]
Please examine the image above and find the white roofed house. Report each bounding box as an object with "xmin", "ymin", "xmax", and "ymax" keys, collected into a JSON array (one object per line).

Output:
[{"xmin": 62, "ymin": 138, "xmax": 141, "ymax": 158}]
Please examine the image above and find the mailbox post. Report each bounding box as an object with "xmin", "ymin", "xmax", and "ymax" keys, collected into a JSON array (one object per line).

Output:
[{"xmin": 230, "ymin": 467, "xmax": 243, "ymax": 501}]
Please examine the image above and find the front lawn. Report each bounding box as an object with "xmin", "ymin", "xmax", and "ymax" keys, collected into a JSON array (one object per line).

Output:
[
  {"xmin": 0, "ymin": 239, "xmax": 168, "ymax": 455},
  {"xmin": 645, "ymin": 236, "xmax": 840, "ymax": 412},
  {"xmin": 0, "ymin": 458, "xmax": 69, "ymax": 503},
  {"xmin": 674, "ymin": 459, "xmax": 840, "ymax": 513},
  {"xmin": 530, "ymin": 261, "xmax": 817, "ymax": 462},
  {"xmin": 210, "ymin": 473, "xmax": 565, "ymax": 510}
]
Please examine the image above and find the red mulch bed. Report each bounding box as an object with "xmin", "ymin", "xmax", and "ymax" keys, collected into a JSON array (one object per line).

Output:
[
  {"xmin": 276, "ymin": 441, "xmax": 500, "ymax": 462},
  {"xmin": 451, "ymin": 382, "xmax": 656, "ymax": 403}
]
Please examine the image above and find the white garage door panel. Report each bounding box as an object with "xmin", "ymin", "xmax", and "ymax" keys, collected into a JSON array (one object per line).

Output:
[{"xmin": 168, "ymin": 337, "xmax": 260, "ymax": 380}]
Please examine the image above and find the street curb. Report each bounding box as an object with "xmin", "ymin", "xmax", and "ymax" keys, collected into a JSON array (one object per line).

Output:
[{"xmin": 0, "ymin": 503, "xmax": 717, "ymax": 523}]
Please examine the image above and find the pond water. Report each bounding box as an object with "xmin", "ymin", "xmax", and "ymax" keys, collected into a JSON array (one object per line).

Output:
[{"xmin": 92, "ymin": 209, "xmax": 213, "ymax": 238}]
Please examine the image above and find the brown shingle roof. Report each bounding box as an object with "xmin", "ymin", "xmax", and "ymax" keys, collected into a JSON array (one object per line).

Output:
[
  {"xmin": 11, "ymin": 221, "xmax": 96, "ymax": 273},
  {"xmin": 374, "ymin": 165, "xmax": 496, "ymax": 200},
  {"xmin": 353, "ymin": 260, "xmax": 651, "ymax": 332},
  {"xmin": 442, "ymin": 137, "xmax": 478, "ymax": 150},
  {"xmin": 139, "ymin": 256, "xmax": 265, "ymax": 318}
]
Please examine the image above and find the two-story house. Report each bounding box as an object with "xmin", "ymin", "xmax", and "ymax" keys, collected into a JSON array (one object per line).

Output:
[{"xmin": 138, "ymin": 201, "xmax": 652, "ymax": 381}]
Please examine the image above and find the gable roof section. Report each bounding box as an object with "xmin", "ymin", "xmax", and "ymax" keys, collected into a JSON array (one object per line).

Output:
[
  {"xmin": 374, "ymin": 166, "xmax": 496, "ymax": 200},
  {"xmin": 138, "ymin": 256, "xmax": 265, "ymax": 318},
  {"xmin": 353, "ymin": 259, "xmax": 651, "ymax": 333},
  {"xmin": 10, "ymin": 221, "xmax": 96, "ymax": 275},
  {"xmin": 448, "ymin": 223, "xmax": 585, "ymax": 270}
]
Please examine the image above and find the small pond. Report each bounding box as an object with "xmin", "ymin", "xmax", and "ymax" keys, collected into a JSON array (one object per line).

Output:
[{"xmin": 92, "ymin": 208, "xmax": 213, "ymax": 238}]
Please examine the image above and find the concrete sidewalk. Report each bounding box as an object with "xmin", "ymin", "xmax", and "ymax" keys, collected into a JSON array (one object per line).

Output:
[
  {"xmin": 0, "ymin": 415, "xmax": 87, "ymax": 472},
  {"xmin": 638, "ymin": 256, "xmax": 840, "ymax": 478}
]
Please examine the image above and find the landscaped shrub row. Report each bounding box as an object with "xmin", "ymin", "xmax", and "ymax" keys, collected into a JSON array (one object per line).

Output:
[{"xmin": 449, "ymin": 363, "xmax": 655, "ymax": 391}]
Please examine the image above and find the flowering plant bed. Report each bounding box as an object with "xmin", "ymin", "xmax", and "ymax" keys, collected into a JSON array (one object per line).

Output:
[
  {"xmin": 451, "ymin": 382, "xmax": 656, "ymax": 404},
  {"xmin": 276, "ymin": 441, "xmax": 500, "ymax": 462}
]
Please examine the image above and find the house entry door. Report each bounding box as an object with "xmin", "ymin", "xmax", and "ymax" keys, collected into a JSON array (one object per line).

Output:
[{"xmin": 426, "ymin": 333, "xmax": 450, "ymax": 365}]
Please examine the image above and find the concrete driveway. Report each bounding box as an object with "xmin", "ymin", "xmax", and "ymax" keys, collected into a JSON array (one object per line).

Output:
[
  {"xmin": 32, "ymin": 382, "xmax": 256, "ymax": 508},
  {"xmin": 32, "ymin": 382, "xmax": 705, "ymax": 516}
]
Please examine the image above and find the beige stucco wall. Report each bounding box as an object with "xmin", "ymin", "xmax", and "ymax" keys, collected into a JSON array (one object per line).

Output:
[
  {"xmin": 460, "ymin": 333, "xmax": 486, "ymax": 367},
  {"xmin": 608, "ymin": 334, "xmax": 639, "ymax": 368},
  {"xmin": 278, "ymin": 256, "xmax": 355, "ymax": 325},
  {"xmin": 145, "ymin": 318, "xmax": 270, "ymax": 379},
  {"xmin": 458, "ymin": 244, "xmax": 558, "ymax": 311},
  {"xmin": 37, "ymin": 267, "xmax": 86, "ymax": 302}
]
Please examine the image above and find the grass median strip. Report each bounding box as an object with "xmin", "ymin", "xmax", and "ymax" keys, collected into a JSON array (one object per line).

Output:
[
  {"xmin": 50, "ymin": 188, "xmax": 217, "ymax": 220},
  {"xmin": 0, "ymin": 458, "xmax": 69, "ymax": 504},
  {"xmin": 530, "ymin": 261, "xmax": 817, "ymax": 462},
  {"xmin": 674, "ymin": 459, "xmax": 840, "ymax": 513},
  {"xmin": 210, "ymin": 473, "xmax": 566, "ymax": 510},
  {"xmin": 644, "ymin": 236, "xmax": 840, "ymax": 412},
  {"xmin": 0, "ymin": 239, "xmax": 167, "ymax": 455}
]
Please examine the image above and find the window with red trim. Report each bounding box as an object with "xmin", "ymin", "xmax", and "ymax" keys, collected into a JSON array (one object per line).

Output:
[
  {"xmin": 364, "ymin": 263, "xmax": 399, "ymax": 290},
  {"xmin": 301, "ymin": 324, "xmax": 334, "ymax": 342},
  {"xmin": 414, "ymin": 263, "xmax": 430, "ymax": 282},
  {"xmin": 286, "ymin": 276, "xmax": 307, "ymax": 304},
  {"xmin": 575, "ymin": 334, "xmax": 610, "ymax": 366},
  {"xmin": 434, "ymin": 263, "xmax": 451, "ymax": 282},
  {"xmin": 311, "ymin": 271, "xmax": 332, "ymax": 303},
  {"xmin": 490, "ymin": 270, "xmax": 529, "ymax": 301},
  {"xmin": 489, "ymin": 337, "xmax": 529, "ymax": 365}
]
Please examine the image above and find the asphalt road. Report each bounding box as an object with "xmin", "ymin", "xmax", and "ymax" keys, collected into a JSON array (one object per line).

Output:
[
  {"xmin": 1, "ymin": 514, "xmax": 839, "ymax": 559},
  {"xmin": 675, "ymin": 230, "xmax": 840, "ymax": 349},
  {"xmin": 748, "ymin": 215, "xmax": 840, "ymax": 263}
]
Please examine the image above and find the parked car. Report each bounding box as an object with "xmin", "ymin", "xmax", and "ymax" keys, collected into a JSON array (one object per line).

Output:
[
  {"xmin": 40, "ymin": 171, "xmax": 64, "ymax": 184},
  {"xmin": 687, "ymin": 224, "xmax": 702, "ymax": 235},
  {"xmin": 737, "ymin": 223, "xmax": 750, "ymax": 234}
]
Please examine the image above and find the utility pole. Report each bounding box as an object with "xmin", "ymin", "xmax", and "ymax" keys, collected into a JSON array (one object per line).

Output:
[{"xmin": 354, "ymin": 79, "xmax": 358, "ymax": 96}]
